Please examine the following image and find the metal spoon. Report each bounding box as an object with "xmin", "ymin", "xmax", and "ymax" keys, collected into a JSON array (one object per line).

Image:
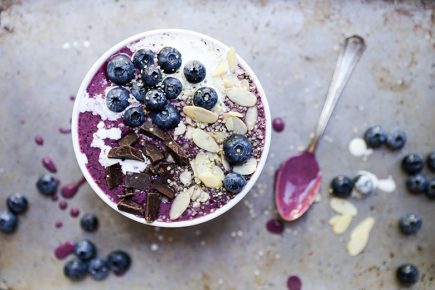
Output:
[{"xmin": 275, "ymin": 35, "xmax": 366, "ymax": 221}]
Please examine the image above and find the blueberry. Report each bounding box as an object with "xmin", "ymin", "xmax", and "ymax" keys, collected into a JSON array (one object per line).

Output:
[
  {"xmin": 123, "ymin": 107, "xmax": 146, "ymax": 128},
  {"xmin": 0, "ymin": 210, "xmax": 18, "ymax": 233},
  {"xmin": 162, "ymin": 77, "xmax": 183, "ymax": 100},
  {"xmin": 157, "ymin": 47, "xmax": 182, "ymax": 73},
  {"xmin": 399, "ymin": 213, "xmax": 422, "ymax": 235},
  {"xmin": 142, "ymin": 65, "xmax": 162, "ymax": 87},
  {"xmin": 397, "ymin": 264, "xmax": 419, "ymax": 286},
  {"xmin": 223, "ymin": 134, "xmax": 253, "ymax": 165},
  {"xmin": 353, "ymin": 174, "xmax": 375, "ymax": 198},
  {"xmin": 107, "ymin": 250, "xmax": 131, "ymax": 275},
  {"xmin": 425, "ymin": 179, "xmax": 435, "ymax": 199},
  {"xmin": 130, "ymin": 81, "xmax": 147, "ymax": 103},
  {"xmin": 80, "ymin": 213, "xmax": 99, "ymax": 232},
  {"xmin": 193, "ymin": 87, "xmax": 218, "ymax": 110},
  {"xmin": 406, "ymin": 174, "xmax": 428, "ymax": 194},
  {"xmin": 330, "ymin": 175, "xmax": 353, "ymax": 198},
  {"xmin": 6, "ymin": 193, "xmax": 28, "ymax": 215},
  {"xmin": 106, "ymin": 87, "xmax": 130, "ymax": 112},
  {"xmin": 144, "ymin": 89, "xmax": 168, "ymax": 112},
  {"xmin": 152, "ymin": 104, "xmax": 181, "ymax": 131},
  {"xmin": 74, "ymin": 239, "xmax": 97, "ymax": 261},
  {"xmin": 402, "ymin": 153, "xmax": 424, "ymax": 175},
  {"xmin": 106, "ymin": 54, "xmax": 135, "ymax": 85},
  {"xmin": 36, "ymin": 174, "xmax": 58, "ymax": 196},
  {"xmin": 183, "ymin": 60, "xmax": 206, "ymax": 83},
  {"xmin": 88, "ymin": 258, "xmax": 110, "ymax": 280},
  {"xmin": 224, "ymin": 173, "xmax": 247, "ymax": 194},
  {"xmin": 426, "ymin": 151, "xmax": 435, "ymax": 172},
  {"xmin": 386, "ymin": 129, "xmax": 406, "ymax": 151},
  {"xmin": 64, "ymin": 259, "xmax": 88, "ymax": 281},
  {"xmin": 363, "ymin": 125, "xmax": 387, "ymax": 148},
  {"xmin": 132, "ymin": 49, "xmax": 154, "ymax": 69}
]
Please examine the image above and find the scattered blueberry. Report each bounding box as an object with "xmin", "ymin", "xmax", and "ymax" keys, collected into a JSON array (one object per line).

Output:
[
  {"xmin": 142, "ymin": 65, "xmax": 162, "ymax": 87},
  {"xmin": 396, "ymin": 264, "xmax": 419, "ymax": 286},
  {"xmin": 402, "ymin": 153, "xmax": 424, "ymax": 175},
  {"xmin": 223, "ymin": 134, "xmax": 253, "ymax": 165},
  {"xmin": 152, "ymin": 104, "xmax": 181, "ymax": 131},
  {"xmin": 426, "ymin": 151, "xmax": 435, "ymax": 172},
  {"xmin": 106, "ymin": 87, "xmax": 130, "ymax": 113},
  {"xmin": 353, "ymin": 174, "xmax": 375, "ymax": 198},
  {"xmin": 107, "ymin": 250, "xmax": 131, "ymax": 275},
  {"xmin": 80, "ymin": 213, "xmax": 99, "ymax": 232},
  {"xmin": 0, "ymin": 210, "xmax": 18, "ymax": 233},
  {"xmin": 425, "ymin": 179, "xmax": 435, "ymax": 199},
  {"xmin": 36, "ymin": 174, "xmax": 58, "ymax": 196},
  {"xmin": 386, "ymin": 129, "xmax": 407, "ymax": 151},
  {"xmin": 157, "ymin": 47, "xmax": 182, "ymax": 73},
  {"xmin": 162, "ymin": 77, "xmax": 183, "ymax": 100},
  {"xmin": 406, "ymin": 173, "xmax": 428, "ymax": 194},
  {"xmin": 74, "ymin": 240, "xmax": 97, "ymax": 261},
  {"xmin": 6, "ymin": 193, "xmax": 28, "ymax": 215},
  {"xmin": 64, "ymin": 259, "xmax": 88, "ymax": 281},
  {"xmin": 144, "ymin": 89, "xmax": 168, "ymax": 112},
  {"xmin": 132, "ymin": 49, "xmax": 154, "ymax": 69},
  {"xmin": 399, "ymin": 213, "xmax": 422, "ymax": 235},
  {"xmin": 193, "ymin": 87, "xmax": 218, "ymax": 110},
  {"xmin": 363, "ymin": 125, "xmax": 387, "ymax": 148},
  {"xmin": 223, "ymin": 173, "xmax": 247, "ymax": 194},
  {"xmin": 330, "ymin": 175, "xmax": 353, "ymax": 198},
  {"xmin": 130, "ymin": 81, "xmax": 147, "ymax": 103},
  {"xmin": 183, "ymin": 60, "xmax": 206, "ymax": 83},
  {"xmin": 123, "ymin": 107, "xmax": 146, "ymax": 127},
  {"xmin": 88, "ymin": 258, "xmax": 110, "ymax": 280},
  {"xmin": 106, "ymin": 54, "xmax": 135, "ymax": 85}
]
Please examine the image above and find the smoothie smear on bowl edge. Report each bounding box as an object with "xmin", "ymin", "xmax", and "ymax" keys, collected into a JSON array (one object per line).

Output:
[{"xmin": 72, "ymin": 30, "xmax": 271, "ymax": 226}]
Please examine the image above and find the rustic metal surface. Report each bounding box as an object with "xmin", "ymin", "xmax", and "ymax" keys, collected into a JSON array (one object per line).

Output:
[{"xmin": 0, "ymin": 0, "xmax": 434, "ymax": 289}]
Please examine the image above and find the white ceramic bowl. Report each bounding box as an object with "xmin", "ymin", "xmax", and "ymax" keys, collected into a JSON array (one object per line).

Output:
[{"xmin": 71, "ymin": 29, "xmax": 271, "ymax": 228}]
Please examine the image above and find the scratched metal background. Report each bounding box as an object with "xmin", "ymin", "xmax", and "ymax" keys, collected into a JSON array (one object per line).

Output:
[{"xmin": 0, "ymin": 0, "xmax": 434, "ymax": 289}]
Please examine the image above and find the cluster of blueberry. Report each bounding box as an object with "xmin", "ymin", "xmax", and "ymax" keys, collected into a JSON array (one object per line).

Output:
[
  {"xmin": 363, "ymin": 125, "xmax": 406, "ymax": 150},
  {"xmin": 402, "ymin": 152, "xmax": 435, "ymax": 199},
  {"xmin": 0, "ymin": 193, "xmax": 28, "ymax": 233},
  {"xmin": 64, "ymin": 239, "xmax": 131, "ymax": 281}
]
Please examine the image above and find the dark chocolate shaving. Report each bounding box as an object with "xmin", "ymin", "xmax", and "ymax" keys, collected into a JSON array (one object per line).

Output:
[
  {"xmin": 118, "ymin": 132, "xmax": 139, "ymax": 147},
  {"xmin": 106, "ymin": 163, "xmax": 123, "ymax": 189},
  {"xmin": 152, "ymin": 181, "xmax": 175, "ymax": 199},
  {"xmin": 108, "ymin": 145, "xmax": 144, "ymax": 161},
  {"xmin": 117, "ymin": 188, "xmax": 134, "ymax": 199},
  {"xmin": 125, "ymin": 172, "xmax": 153, "ymax": 192},
  {"xmin": 145, "ymin": 193, "xmax": 160, "ymax": 223},
  {"xmin": 150, "ymin": 162, "xmax": 178, "ymax": 181},
  {"xmin": 142, "ymin": 143, "xmax": 165, "ymax": 164},
  {"xmin": 117, "ymin": 199, "xmax": 144, "ymax": 216},
  {"xmin": 165, "ymin": 139, "xmax": 189, "ymax": 165},
  {"xmin": 140, "ymin": 121, "xmax": 170, "ymax": 141}
]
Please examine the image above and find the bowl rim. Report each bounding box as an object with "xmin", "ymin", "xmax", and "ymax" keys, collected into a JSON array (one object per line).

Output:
[{"xmin": 71, "ymin": 28, "xmax": 271, "ymax": 228}]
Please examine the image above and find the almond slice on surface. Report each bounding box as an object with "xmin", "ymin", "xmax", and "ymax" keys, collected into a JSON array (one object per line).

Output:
[
  {"xmin": 329, "ymin": 198, "xmax": 357, "ymax": 216},
  {"xmin": 193, "ymin": 152, "xmax": 214, "ymax": 175},
  {"xmin": 198, "ymin": 172, "xmax": 223, "ymax": 188},
  {"xmin": 226, "ymin": 88, "xmax": 257, "ymax": 107},
  {"xmin": 183, "ymin": 106, "xmax": 218, "ymax": 124},
  {"xmin": 230, "ymin": 117, "xmax": 248, "ymax": 134},
  {"xmin": 245, "ymin": 107, "xmax": 257, "ymax": 130},
  {"xmin": 223, "ymin": 111, "xmax": 244, "ymax": 118},
  {"xmin": 222, "ymin": 75, "xmax": 235, "ymax": 88},
  {"xmin": 329, "ymin": 214, "xmax": 353, "ymax": 235},
  {"xmin": 227, "ymin": 47, "xmax": 237, "ymax": 71},
  {"xmin": 221, "ymin": 153, "xmax": 231, "ymax": 171},
  {"xmin": 233, "ymin": 158, "xmax": 257, "ymax": 175},
  {"xmin": 212, "ymin": 60, "xmax": 229, "ymax": 77},
  {"xmin": 192, "ymin": 129, "xmax": 219, "ymax": 153},
  {"xmin": 347, "ymin": 217, "xmax": 375, "ymax": 256},
  {"xmin": 169, "ymin": 191, "xmax": 190, "ymax": 220},
  {"xmin": 211, "ymin": 131, "xmax": 227, "ymax": 144},
  {"xmin": 240, "ymin": 79, "xmax": 250, "ymax": 90}
]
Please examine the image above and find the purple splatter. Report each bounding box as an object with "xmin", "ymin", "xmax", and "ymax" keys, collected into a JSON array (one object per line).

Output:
[
  {"xmin": 59, "ymin": 127, "xmax": 71, "ymax": 134},
  {"xmin": 55, "ymin": 220, "xmax": 63, "ymax": 228},
  {"xmin": 54, "ymin": 241, "xmax": 76, "ymax": 260},
  {"xmin": 35, "ymin": 135, "xmax": 44, "ymax": 145},
  {"xmin": 272, "ymin": 117, "xmax": 285, "ymax": 132},
  {"xmin": 61, "ymin": 177, "xmax": 86, "ymax": 199},
  {"xmin": 70, "ymin": 208, "xmax": 80, "ymax": 218},
  {"xmin": 42, "ymin": 157, "xmax": 57, "ymax": 173},
  {"xmin": 287, "ymin": 276, "xmax": 302, "ymax": 290},
  {"xmin": 266, "ymin": 218, "xmax": 285, "ymax": 234},
  {"xmin": 59, "ymin": 200, "xmax": 67, "ymax": 210}
]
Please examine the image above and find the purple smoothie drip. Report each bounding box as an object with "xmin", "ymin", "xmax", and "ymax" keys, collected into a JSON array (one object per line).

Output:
[
  {"xmin": 272, "ymin": 117, "xmax": 285, "ymax": 132},
  {"xmin": 59, "ymin": 200, "xmax": 67, "ymax": 210},
  {"xmin": 51, "ymin": 194, "xmax": 59, "ymax": 202},
  {"xmin": 42, "ymin": 157, "xmax": 57, "ymax": 173},
  {"xmin": 70, "ymin": 208, "xmax": 80, "ymax": 218},
  {"xmin": 54, "ymin": 241, "xmax": 76, "ymax": 260},
  {"xmin": 34, "ymin": 135, "xmax": 44, "ymax": 145},
  {"xmin": 61, "ymin": 177, "xmax": 86, "ymax": 199},
  {"xmin": 266, "ymin": 218, "xmax": 285, "ymax": 234},
  {"xmin": 69, "ymin": 95, "xmax": 76, "ymax": 101},
  {"xmin": 55, "ymin": 220, "xmax": 63, "ymax": 228},
  {"xmin": 58, "ymin": 127, "xmax": 71, "ymax": 134},
  {"xmin": 287, "ymin": 276, "xmax": 302, "ymax": 290}
]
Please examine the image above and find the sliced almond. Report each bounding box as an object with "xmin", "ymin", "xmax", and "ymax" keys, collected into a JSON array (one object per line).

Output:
[
  {"xmin": 183, "ymin": 106, "xmax": 218, "ymax": 124},
  {"xmin": 231, "ymin": 117, "xmax": 248, "ymax": 134},
  {"xmin": 192, "ymin": 129, "xmax": 219, "ymax": 153},
  {"xmin": 221, "ymin": 153, "xmax": 231, "ymax": 171},
  {"xmin": 179, "ymin": 170, "xmax": 192, "ymax": 186},
  {"xmin": 227, "ymin": 47, "xmax": 237, "ymax": 71},
  {"xmin": 329, "ymin": 198, "xmax": 357, "ymax": 216},
  {"xmin": 226, "ymin": 88, "xmax": 257, "ymax": 107},
  {"xmin": 211, "ymin": 165, "xmax": 225, "ymax": 181},
  {"xmin": 174, "ymin": 122, "xmax": 186, "ymax": 136},
  {"xmin": 185, "ymin": 126, "xmax": 195, "ymax": 139},
  {"xmin": 240, "ymin": 79, "xmax": 250, "ymax": 90},
  {"xmin": 347, "ymin": 217, "xmax": 375, "ymax": 256},
  {"xmin": 245, "ymin": 107, "xmax": 257, "ymax": 130},
  {"xmin": 222, "ymin": 75, "xmax": 235, "ymax": 88},
  {"xmin": 329, "ymin": 214, "xmax": 353, "ymax": 235},
  {"xmin": 211, "ymin": 131, "xmax": 227, "ymax": 144},
  {"xmin": 169, "ymin": 191, "xmax": 190, "ymax": 220},
  {"xmin": 223, "ymin": 111, "xmax": 244, "ymax": 118},
  {"xmin": 224, "ymin": 116, "xmax": 234, "ymax": 131},
  {"xmin": 233, "ymin": 158, "xmax": 257, "ymax": 175},
  {"xmin": 193, "ymin": 152, "xmax": 213, "ymax": 175},
  {"xmin": 212, "ymin": 60, "xmax": 229, "ymax": 77},
  {"xmin": 198, "ymin": 172, "xmax": 223, "ymax": 188}
]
